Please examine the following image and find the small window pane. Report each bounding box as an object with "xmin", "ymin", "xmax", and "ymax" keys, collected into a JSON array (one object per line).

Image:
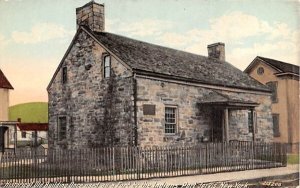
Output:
[
  {"xmin": 104, "ymin": 55, "xmax": 111, "ymax": 78},
  {"xmin": 104, "ymin": 56, "xmax": 110, "ymax": 66},
  {"xmin": 105, "ymin": 67, "xmax": 110, "ymax": 78},
  {"xmin": 165, "ymin": 107, "xmax": 176, "ymax": 134},
  {"xmin": 58, "ymin": 116, "xmax": 67, "ymax": 140},
  {"xmin": 248, "ymin": 111, "xmax": 253, "ymax": 133}
]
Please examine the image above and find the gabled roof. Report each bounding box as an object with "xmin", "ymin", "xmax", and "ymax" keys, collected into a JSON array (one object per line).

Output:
[
  {"xmin": 0, "ymin": 69, "xmax": 13, "ymax": 89},
  {"xmin": 48, "ymin": 27, "xmax": 270, "ymax": 93},
  {"xmin": 89, "ymin": 29, "xmax": 270, "ymax": 92},
  {"xmin": 245, "ymin": 56, "xmax": 299, "ymax": 75},
  {"xmin": 258, "ymin": 56, "xmax": 299, "ymax": 74}
]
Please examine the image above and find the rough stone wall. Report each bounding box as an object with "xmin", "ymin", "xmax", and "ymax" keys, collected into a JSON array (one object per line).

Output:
[
  {"xmin": 48, "ymin": 31, "xmax": 134, "ymax": 149},
  {"xmin": 221, "ymin": 90, "xmax": 274, "ymax": 142},
  {"xmin": 136, "ymin": 78, "xmax": 273, "ymax": 147}
]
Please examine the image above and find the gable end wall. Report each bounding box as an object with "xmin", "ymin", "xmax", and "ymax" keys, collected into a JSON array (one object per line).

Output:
[{"xmin": 48, "ymin": 31, "xmax": 134, "ymax": 149}]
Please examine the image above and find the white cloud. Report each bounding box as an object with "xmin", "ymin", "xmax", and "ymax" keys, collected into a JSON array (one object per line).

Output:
[
  {"xmin": 154, "ymin": 11, "xmax": 298, "ymax": 69},
  {"xmin": 228, "ymin": 40, "xmax": 300, "ymax": 70},
  {"xmin": 209, "ymin": 11, "xmax": 271, "ymax": 40},
  {"xmin": 0, "ymin": 33, "xmax": 9, "ymax": 48},
  {"xmin": 11, "ymin": 23, "xmax": 75, "ymax": 44},
  {"xmin": 107, "ymin": 19, "xmax": 174, "ymax": 37}
]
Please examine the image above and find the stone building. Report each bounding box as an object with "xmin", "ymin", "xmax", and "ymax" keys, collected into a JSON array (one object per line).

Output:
[
  {"xmin": 47, "ymin": 1, "xmax": 273, "ymax": 149},
  {"xmin": 245, "ymin": 56, "xmax": 299, "ymax": 153}
]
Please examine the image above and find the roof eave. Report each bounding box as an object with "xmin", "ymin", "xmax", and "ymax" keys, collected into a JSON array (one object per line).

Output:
[
  {"xmin": 244, "ymin": 56, "xmax": 282, "ymax": 74},
  {"xmin": 275, "ymin": 72, "xmax": 299, "ymax": 77},
  {"xmin": 81, "ymin": 27, "xmax": 133, "ymax": 71},
  {"xmin": 133, "ymin": 68, "xmax": 271, "ymax": 93}
]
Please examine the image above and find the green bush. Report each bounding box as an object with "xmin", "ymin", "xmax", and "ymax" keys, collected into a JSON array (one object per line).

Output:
[{"xmin": 287, "ymin": 154, "xmax": 299, "ymax": 164}]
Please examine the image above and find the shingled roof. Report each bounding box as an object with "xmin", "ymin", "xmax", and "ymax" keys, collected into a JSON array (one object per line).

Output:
[
  {"xmin": 0, "ymin": 69, "xmax": 13, "ymax": 89},
  {"xmin": 89, "ymin": 29, "xmax": 270, "ymax": 92},
  {"xmin": 257, "ymin": 56, "xmax": 299, "ymax": 74}
]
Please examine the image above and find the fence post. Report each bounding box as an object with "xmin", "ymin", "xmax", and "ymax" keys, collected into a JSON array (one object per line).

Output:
[{"xmin": 283, "ymin": 143, "xmax": 287, "ymax": 166}]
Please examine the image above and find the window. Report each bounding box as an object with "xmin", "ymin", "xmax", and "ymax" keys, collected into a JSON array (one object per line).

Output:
[
  {"xmin": 257, "ymin": 67, "xmax": 264, "ymax": 75},
  {"xmin": 248, "ymin": 111, "xmax": 253, "ymax": 133},
  {"xmin": 32, "ymin": 131, "xmax": 36, "ymax": 138},
  {"xmin": 165, "ymin": 107, "xmax": 177, "ymax": 134},
  {"xmin": 104, "ymin": 55, "xmax": 111, "ymax": 78},
  {"xmin": 58, "ymin": 116, "xmax": 67, "ymax": 140},
  {"xmin": 266, "ymin": 81, "xmax": 278, "ymax": 103},
  {"xmin": 272, "ymin": 114, "xmax": 280, "ymax": 137},
  {"xmin": 62, "ymin": 67, "xmax": 67, "ymax": 84},
  {"xmin": 21, "ymin": 132, "xmax": 26, "ymax": 138}
]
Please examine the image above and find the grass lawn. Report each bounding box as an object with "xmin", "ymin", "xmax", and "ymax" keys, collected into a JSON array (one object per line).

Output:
[
  {"xmin": 9, "ymin": 102, "xmax": 48, "ymax": 123},
  {"xmin": 287, "ymin": 154, "xmax": 299, "ymax": 164}
]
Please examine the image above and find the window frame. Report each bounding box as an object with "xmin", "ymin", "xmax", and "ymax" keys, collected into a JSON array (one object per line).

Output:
[
  {"xmin": 272, "ymin": 113, "xmax": 280, "ymax": 137},
  {"xmin": 32, "ymin": 131, "xmax": 36, "ymax": 139},
  {"xmin": 248, "ymin": 111, "xmax": 254, "ymax": 133},
  {"xmin": 164, "ymin": 106, "xmax": 178, "ymax": 135},
  {"xmin": 257, "ymin": 67, "xmax": 264, "ymax": 75},
  {"xmin": 103, "ymin": 54, "xmax": 111, "ymax": 78},
  {"xmin": 21, "ymin": 131, "xmax": 26, "ymax": 138},
  {"xmin": 62, "ymin": 66, "xmax": 67, "ymax": 84},
  {"xmin": 57, "ymin": 116, "xmax": 67, "ymax": 141}
]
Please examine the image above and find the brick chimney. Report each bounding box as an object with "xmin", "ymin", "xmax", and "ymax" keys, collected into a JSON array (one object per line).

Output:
[
  {"xmin": 76, "ymin": 1, "xmax": 105, "ymax": 32},
  {"xmin": 207, "ymin": 42, "xmax": 225, "ymax": 61}
]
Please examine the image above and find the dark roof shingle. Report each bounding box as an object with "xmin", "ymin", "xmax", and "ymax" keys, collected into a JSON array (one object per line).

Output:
[
  {"xmin": 91, "ymin": 30, "xmax": 269, "ymax": 92},
  {"xmin": 258, "ymin": 56, "xmax": 299, "ymax": 74},
  {"xmin": 0, "ymin": 69, "xmax": 13, "ymax": 89}
]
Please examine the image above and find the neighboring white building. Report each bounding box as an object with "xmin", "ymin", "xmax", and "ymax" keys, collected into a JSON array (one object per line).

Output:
[
  {"xmin": 17, "ymin": 123, "xmax": 48, "ymax": 145},
  {"xmin": 0, "ymin": 69, "xmax": 14, "ymax": 150},
  {"xmin": 0, "ymin": 69, "xmax": 13, "ymax": 121}
]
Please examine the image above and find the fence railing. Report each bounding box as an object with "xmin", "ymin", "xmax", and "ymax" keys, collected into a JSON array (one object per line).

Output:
[{"xmin": 0, "ymin": 141, "xmax": 287, "ymax": 183}]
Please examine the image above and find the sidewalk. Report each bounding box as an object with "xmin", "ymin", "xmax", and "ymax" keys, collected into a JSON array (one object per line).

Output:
[{"xmin": 123, "ymin": 164, "xmax": 299, "ymax": 186}]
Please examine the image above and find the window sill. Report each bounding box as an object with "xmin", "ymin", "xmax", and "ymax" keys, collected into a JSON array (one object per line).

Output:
[{"xmin": 164, "ymin": 133, "xmax": 176, "ymax": 136}]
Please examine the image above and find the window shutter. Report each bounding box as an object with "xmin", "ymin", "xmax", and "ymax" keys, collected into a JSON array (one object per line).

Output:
[
  {"xmin": 266, "ymin": 82, "xmax": 278, "ymax": 103},
  {"xmin": 272, "ymin": 114, "xmax": 280, "ymax": 137}
]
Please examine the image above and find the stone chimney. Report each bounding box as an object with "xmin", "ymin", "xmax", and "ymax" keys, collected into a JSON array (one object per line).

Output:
[
  {"xmin": 76, "ymin": 1, "xmax": 105, "ymax": 32},
  {"xmin": 207, "ymin": 42, "xmax": 225, "ymax": 61}
]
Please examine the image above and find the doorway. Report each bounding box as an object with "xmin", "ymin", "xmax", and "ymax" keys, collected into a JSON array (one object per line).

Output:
[{"xmin": 211, "ymin": 109, "xmax": 223, "ymax": 142}]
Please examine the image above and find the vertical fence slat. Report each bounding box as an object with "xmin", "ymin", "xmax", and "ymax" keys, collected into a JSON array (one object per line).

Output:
[{"xmin": 0, "ymin": 141, "xmax": 288, "ymax": 184}]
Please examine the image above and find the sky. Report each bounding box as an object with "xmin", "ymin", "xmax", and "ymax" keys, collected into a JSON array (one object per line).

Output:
[{"xmin": 0, "ymin": 0, "xmax": 299, "ymax": 106}]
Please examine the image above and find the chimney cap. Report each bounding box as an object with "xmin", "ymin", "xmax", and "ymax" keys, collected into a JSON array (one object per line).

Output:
[
  {"xmin": 76, "ymin": 1, "xmax": 104, "ymax": 12},
  {"xmin": 207, "ymin": 42, "xmax": 225, "ymax": 48}
]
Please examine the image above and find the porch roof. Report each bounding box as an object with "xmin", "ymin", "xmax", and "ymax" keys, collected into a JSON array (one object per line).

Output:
[
  {"xmin": 198, "ymin": 90, "xmax": 259, "ymax": 109},
  {"xmin": 0, "ymin": 121, "xmax": 19, "ymax": 125}
]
